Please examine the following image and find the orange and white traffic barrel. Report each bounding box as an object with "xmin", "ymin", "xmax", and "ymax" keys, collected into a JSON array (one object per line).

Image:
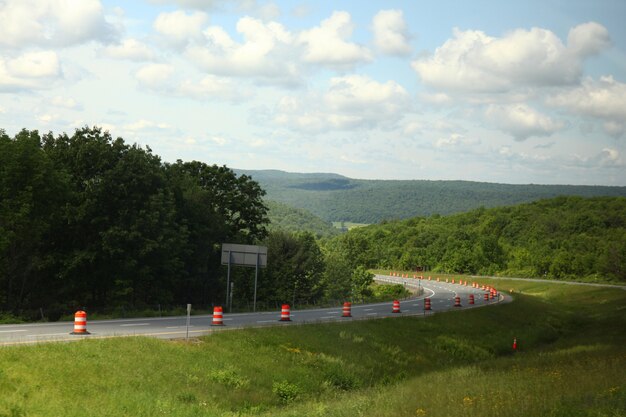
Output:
[
  {"xmin": 70, "ymin": 310, "xmax": 90, "ymax": 335},
  {"xmin": 424, "ymin": 298, "xmax": 431, "ymax": 311},
  {"xmin": 469, "ymin": 294, "xmax": 475, "ymax": 305},
  {"xmin": 212, "ymin": 306, "xmax": 224, "ymax": 326},
  {"xmin": 392, "ymin": 300, "xmax": 401, "ymax": 313},
  {"xmin": 484, "ymin": 293, "xmax": 489, "ymax": 302},
  {"xmin": 280, "ymin": 304, "xmax": 291, "ymax": 321},
  {"xmin": 454, "ymin": 296, "xmax": 461, "ymax": 307},
  {"xmin": 342, "ymin": 302, "xmax": 352, "ymax": 317}
]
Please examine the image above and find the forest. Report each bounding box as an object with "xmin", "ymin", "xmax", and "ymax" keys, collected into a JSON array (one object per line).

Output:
[
  {"xmin": 0, "ymin": 128, "xmax": 369, "ymax": 319},
  {"xmin": 330, "ymin": 196, "xmax": 626, "ymax": 282},
  {"xmin": 236, "ymin": 169, "xmax": 626, "ymax": 224}
]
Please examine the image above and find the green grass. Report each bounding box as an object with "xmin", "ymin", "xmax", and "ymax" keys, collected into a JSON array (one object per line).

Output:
[
  {"xmin": 332, "ymin": 221, "xmax": 370, "ymax": 230},
  {"xmin": 1, "ymin": 278, "xmax": 624, "ymax": 417}
]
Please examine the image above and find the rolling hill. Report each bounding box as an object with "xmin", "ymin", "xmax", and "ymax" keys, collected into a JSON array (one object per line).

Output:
[{"xmin": 236, "ymin": 169, "xmax": 626, "ymax": 224}]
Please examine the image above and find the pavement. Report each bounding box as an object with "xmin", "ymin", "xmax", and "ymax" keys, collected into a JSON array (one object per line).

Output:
[{"xmin": 0, "ymin": 275, "xmax": 509, "ymax": 346}]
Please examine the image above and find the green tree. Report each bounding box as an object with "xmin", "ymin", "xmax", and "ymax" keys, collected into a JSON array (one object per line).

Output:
[
  {"xmin": 261, "ymin": 231, "xmax": 325, "ymax": 306},
  {"xmin": 0, "ymin": 129, "xmax": 70, "ymax": 312},
  {"xmin": 351, "ymin": 266, "xmax": 374, "ymax": 301}
]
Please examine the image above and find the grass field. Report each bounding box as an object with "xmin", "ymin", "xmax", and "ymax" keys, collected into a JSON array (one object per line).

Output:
[{"xmin": 1, "ymin": 277, "xmax": 624, "ymax": 417}]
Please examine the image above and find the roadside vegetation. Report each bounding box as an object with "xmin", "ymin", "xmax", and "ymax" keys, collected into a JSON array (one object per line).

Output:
[
  {"xmin": 1, "ymin": 278, "xmax": 624, "ymax": 416},
  {"xmin": 332, "ymin": 196, "xmax": 626, "ymax": 283}
]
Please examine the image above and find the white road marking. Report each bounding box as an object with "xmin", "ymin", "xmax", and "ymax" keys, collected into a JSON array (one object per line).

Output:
[
  {"xmin": 27, "ymin": 333, "xmax": 67, "ymax": 337},
  {"xmin": 257, "ymin": 320, "xmax": 279, "ymax": 323},
  {"xmin": 0, "ymin": 330, "xmax": 27, "ymax": 333},
  {"xmin": 320, "ymin": 316, "xmax": 335, "ymax": 319},
  {"xmin": 364, "ymin": 308, "xmax": 374, "ymax": 311},
  {"xmin": 120, "ymin": 323, "xmax": 150, "ymax": 327},
  {"xmin": 366, "ymin": 313, "xmax": 378, "ymax": 316}
]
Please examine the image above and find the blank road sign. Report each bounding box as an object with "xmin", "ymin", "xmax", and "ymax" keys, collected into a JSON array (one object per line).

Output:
[{"xmin": 221, "ymin": 243, "xmax": 267, "ymax": 268}]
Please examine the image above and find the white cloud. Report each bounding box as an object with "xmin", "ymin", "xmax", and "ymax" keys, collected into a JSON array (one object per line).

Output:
[
  {"xmin": 420, "ymin": 92, "xmax": 452, "ymax": 104},
  {"xmin": 485, "ymin": 104, "xmax": 564, "ymax": 140},
  {"xmin": 0, "ymin": 51, "xmax": 62, "ymax": 91},
  {"xmin": 135, "ymin": 63, "xmax": 175, "ymax": 89},
  {"xmin": 434, "ymin": 133, "xmax": 480, "ymax": 149},
  {"xmin": 125, "ymin": 119, "xmax": 174, "ymax": 132},
  {"xmin": 547, "ymin": 76, "xmax": 626, "ymax": 137},
  {"xmin": 50, "ymin": 96, "xmax": 82, "ymax": 110},
  {"xmin": 186, "ymin": 16, "xmax": 299, "ymax": 84},
  {"xmin": 102, "ymin": 38, "xmax": 156, "ymax": 61},
  {"xmin": 135, "ymin": 63, "xmax": 248, "ymax": 102},
  {"xmin": 570, "ymin": 148, "xmax": 624, "ymax": 168},
  {"xmin": 148, "ymin": 0, "xmax": 233, "ymax": 10},
  {"xmin": 0, "ymin": 0, "xmax": 116, "ymax": 49},
  {"xmin": 604, "ymin": 121, "xmax": 625, "ymax": 138},
  {"xmin": 210, "ymin": 136, "xmax": 228, "ymax": 146},
  {"xmin": 178, "ymin": 75, "xmax": 251, "ymax": 102},
  {"xmin": 567, "ymin": 21, "xmax": 610, "ymax": 57},
  {"xmin": 272, "ymin": 75, "xmax": 410, "ymax": 132},
  {"xmin": 598, "ymin": 148, "xmax": 622, "ymax": 167},
  {"xmin": 298, "ymin": 11, "xmax": 372, "ymax": 67},
  {"xmin": 153, "ymin": 10, "xmax": 209, "ymax": 46},
  {"xmin": 412, "ymin": 22, "xmax": 610, "ymax": 94},
  {"xmin": 372, "ymin": 9, "xmax": 411, "ymax": 56}
]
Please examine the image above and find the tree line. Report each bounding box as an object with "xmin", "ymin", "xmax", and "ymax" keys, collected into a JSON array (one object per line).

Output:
[
  {"xmin": 329, "ymin": 196, "xmax": 626, "ymax": 283},
  {"xmin": 0, "ymin": 128, "xmax": 371, "ymax": 320}
]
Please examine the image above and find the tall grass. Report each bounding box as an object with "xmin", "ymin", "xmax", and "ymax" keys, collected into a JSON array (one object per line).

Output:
[{"xmin": 0, "ymin": 277, "xmax": 624, "ymax": 417}]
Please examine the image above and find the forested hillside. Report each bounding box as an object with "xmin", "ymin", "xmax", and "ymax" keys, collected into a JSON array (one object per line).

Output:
[
  {"xmin": 266, "ymin": 200, "xmax": 339, "ymax": 238},
  {"xmin": 329, "ymin": 196, "xmax": 626, "ymax": 282},
  {"xmin": 0, "ymin": 128, "xmax": 268, "ymax": 317},
  {"xmin": 236, "ymin": 169, "xmax": 626, "ymax": 224}
]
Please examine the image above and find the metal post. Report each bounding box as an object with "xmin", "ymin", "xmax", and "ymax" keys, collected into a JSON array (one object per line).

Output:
[
  {"xmin": 226, "ymin": 251, "xmax": 231, "ymax": 307},
  {"xmin": 254, "ymin": 252, "xmax": 259, "ymax": 312},
  {"xmin": 229, "ymin": 282, "xmax": 234, "ymax": 313},
  {"xmin": 186, "ymin": 303, "xmax": 191, "ymax": 341}
]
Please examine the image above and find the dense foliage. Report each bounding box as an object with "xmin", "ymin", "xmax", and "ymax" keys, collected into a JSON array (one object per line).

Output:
[
  {"xmin": 330, "ymin": 196, "xmax": 626, "ymax": 282},
  {"xmin": 265, "ymin": 200, "xmax": 339, "ymax": 238},
  {"xmin": 0, "ymin": 128, "xmax": 269, "ymax": 317},
  {"xmin": 236, "ymin": 169, "xmax": 626, "ymax": 224}
]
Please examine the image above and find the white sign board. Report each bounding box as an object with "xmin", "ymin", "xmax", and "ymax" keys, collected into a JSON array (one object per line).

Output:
[{"xmin": 221, "ymin": 244, "xmax": 267, "ymax": 268}]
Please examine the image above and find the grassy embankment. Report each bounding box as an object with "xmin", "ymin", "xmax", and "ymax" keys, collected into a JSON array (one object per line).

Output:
[{"xmin": 1, "ymin": 277, "xmax": 624, "ymax": 417}]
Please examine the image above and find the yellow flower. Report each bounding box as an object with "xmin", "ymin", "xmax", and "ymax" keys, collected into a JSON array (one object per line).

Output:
[
  {"xmin": 415, "ymin": 408, "xmax": 427, "ymax": 416},
  {"xmin": 463, "ymin": 396, "xmax": 475, "ymax": 407}
]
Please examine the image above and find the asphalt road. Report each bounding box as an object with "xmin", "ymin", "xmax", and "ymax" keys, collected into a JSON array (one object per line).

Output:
[{"xmin": 0, "ymin": 275, "xmax": 508, "ymax": 346}]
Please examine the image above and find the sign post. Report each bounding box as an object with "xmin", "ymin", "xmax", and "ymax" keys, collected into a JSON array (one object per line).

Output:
[
  {"xmin": 185, "ymin": 303, "xmax": 191, "ymax": 341},
  {"xmin": 221, "ymin": 244, "xmax": 268, "ymax": 312}
]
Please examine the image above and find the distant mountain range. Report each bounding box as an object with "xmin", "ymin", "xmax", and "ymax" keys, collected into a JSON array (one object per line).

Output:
[{"xmin": 235, "ymin": 169, "xmax": 626, "ymax": 224}]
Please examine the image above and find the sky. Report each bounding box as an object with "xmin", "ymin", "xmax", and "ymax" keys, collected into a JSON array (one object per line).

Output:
[{"xmin": 1, "ymin": 0, "xmax": 625, "ymax": 185}]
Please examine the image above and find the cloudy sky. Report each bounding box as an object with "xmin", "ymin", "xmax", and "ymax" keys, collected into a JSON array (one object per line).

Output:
[{"xmin": 1, "ymin": 0, "xmax": 625, "ymax": 185}]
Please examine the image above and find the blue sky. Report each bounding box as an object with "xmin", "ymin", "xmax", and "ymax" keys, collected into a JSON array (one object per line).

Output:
[{"xmin": 1, "ymin": 0, "xmax": 625, "ymax": 185}]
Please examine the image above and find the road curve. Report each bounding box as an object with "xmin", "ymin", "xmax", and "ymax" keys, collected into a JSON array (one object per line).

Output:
[{"xmin": 0, "ymin": 275, "xmax": 508, "ymax": 346}]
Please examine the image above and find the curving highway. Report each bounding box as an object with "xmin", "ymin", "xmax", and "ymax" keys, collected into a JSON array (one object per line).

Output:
[{"xmin": 0, "ymin": 275, "xmax": 509, "ymax": 346}]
